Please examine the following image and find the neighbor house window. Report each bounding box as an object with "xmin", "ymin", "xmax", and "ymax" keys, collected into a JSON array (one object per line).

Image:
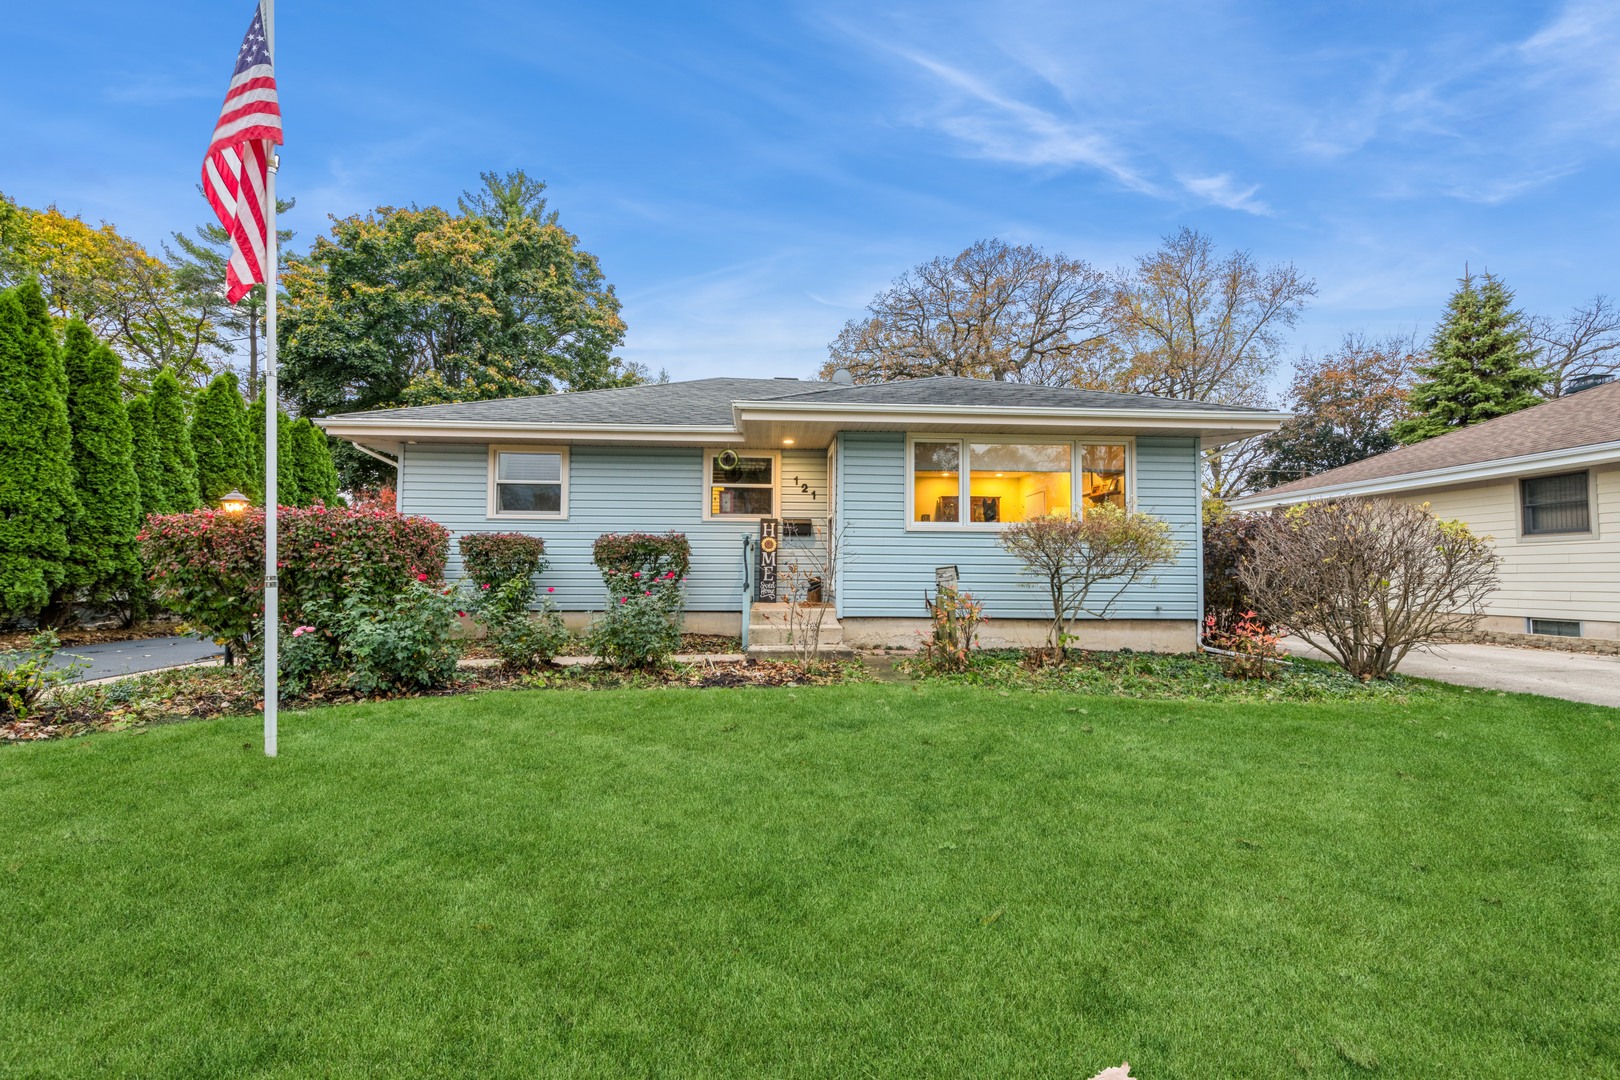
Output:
[
  {"xmin": 706, "ymin": 450, "xmax": 777, "ymax": 518},
  {"xmin": 1521, "ymin": 471, "xmax": 1590, "ymax": 535},
  {"xmin": 1528, "ymin": 618, "xmax": 1582, "ymax": 637},
  {"xmin": 907, "ymin": 437, "xmax": 1130, "ymax": 527},
  {"xmin": 489, "ymin": 447, "xmax": 567, "ymax": 518}
]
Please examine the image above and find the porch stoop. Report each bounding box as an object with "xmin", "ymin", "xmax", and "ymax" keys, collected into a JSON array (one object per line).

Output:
[{"xmin": 746, "ymin": 602, "xmax": 856, "ymax": 658}]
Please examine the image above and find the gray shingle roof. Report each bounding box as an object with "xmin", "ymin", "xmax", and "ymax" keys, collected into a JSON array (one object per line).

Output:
[
  {"xmin": 763, "ymin": 376, "xmax": 1276, "ymax": 414},
  {"xmin": 327, "ymin": 375, "xmax": 1275, "ymax": 427},
  {"xmin": 1244, "ymin": 377, "xmax": 1620, "ymax": 500},
  {"xmin": 329, "ymin": 377, "xmax": 833, "ymax": 426}
]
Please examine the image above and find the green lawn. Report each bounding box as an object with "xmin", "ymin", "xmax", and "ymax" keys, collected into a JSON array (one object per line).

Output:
[{"xmin": 3, "ymin": 683, "xmax": 1617, "ymax": 1078}]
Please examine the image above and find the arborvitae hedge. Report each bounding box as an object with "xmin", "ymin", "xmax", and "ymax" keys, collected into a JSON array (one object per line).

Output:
[
  {"xmin": 61, "ymin": 321, "xmax": 142, "ymax": 604},
  {"xmin": 0, "ymin": 281, "xmax": 78, "ymax": 619},
  {"xmin": 290, "ymin": 417, "xmax": 340, "ymax": 506},
  {"xmin": 191, "ymin": 371, "xmax": 250, "ymax": 504},
  {"xmin": 149, "ymin": 369, "xmax": 200, "ymax": 512},
  {"xmin": 126, "ymin": 394, "xmax": 161, "ymax": 518},
  {"xmin": 247, "ymin": 394, "xmax": 298, "ymax": 507}
]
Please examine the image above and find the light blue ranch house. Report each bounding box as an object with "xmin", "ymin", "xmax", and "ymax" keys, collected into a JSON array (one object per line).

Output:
[{"xmin": 318, "ymin": 376, "xmax": 1285, "ymax": 652}]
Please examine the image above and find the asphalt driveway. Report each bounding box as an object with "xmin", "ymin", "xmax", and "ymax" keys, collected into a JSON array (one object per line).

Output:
[
  {"xmin": 50, "ymin": 636, "xmax": 224, "ymax": 683},
  {"xmin": 1285, "ymin": 637, "xmax": 1620, "ymax": 708}
]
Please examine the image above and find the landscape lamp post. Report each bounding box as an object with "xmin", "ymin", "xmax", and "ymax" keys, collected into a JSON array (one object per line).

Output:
[{"xmin": 219, "ymin": 490, "xmax": 251, "ymax": 515}]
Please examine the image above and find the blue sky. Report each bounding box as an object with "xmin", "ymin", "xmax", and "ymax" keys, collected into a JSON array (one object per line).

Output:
[{"xmin": 4, "ymin": 1, "xmax": 1618, "ymax": 392}]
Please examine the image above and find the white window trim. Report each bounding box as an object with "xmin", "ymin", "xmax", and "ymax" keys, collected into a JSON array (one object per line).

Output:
[
  {"xmin": 1516, "ymin": 468, "xmax": 1598, "ymax": 542},
  {"xmin": 702, "ymin": 448, "xmax": 781, "ymax": 521},
  {"xmin": 903, "ymin": 434, "xmax": 1136, "ymax": 532},
  {"xmin": 487, "ymin": 444, "xmax": 570, "ymax": 520}
]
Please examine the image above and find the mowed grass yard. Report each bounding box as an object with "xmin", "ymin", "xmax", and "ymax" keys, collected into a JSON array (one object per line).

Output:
[{"xmin": 3, "ymin": 682, "xmax": 1617, "ymax": 1078}]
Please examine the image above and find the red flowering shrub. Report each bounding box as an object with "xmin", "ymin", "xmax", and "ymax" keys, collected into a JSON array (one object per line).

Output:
[
  {"xmin": 138, "ymin": 506, "xmax": 450, "ymax": 654},
  {"xmin": 591, "ymin": 532, "xmax": 690, "ymax": 593},
  {"xmin": 459, "ymin": 532, "xmax": 548, "ymax": 591}
]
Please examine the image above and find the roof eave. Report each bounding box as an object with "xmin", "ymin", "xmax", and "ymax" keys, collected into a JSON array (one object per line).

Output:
[{"xmin": 1231, "ymin": 438, "xmax": 1620, "ymax": 510}]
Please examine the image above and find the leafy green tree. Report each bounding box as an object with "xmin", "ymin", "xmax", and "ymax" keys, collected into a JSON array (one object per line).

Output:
[
  {"xmin": 247, "ymin": 394, "xmax": 298, "ymax": 507},
  {"xmin": 148, "ymin": 369, "xmax": 199, "ymax": 512},
  {"xmin": 59, "ymin": 321, "xmax": 142, "ymax": 605},
  {"xmin": 125, "ymin": 394, "xmax": 160, "ymax": 517},
  {"xmin": 457, "ymin": 169, "xmax": 557, "ymax": 231},
  {"xmin": 280, "ymin": 183, "xmax": 637, "ymax": 417},
  {"xmin": 1393, "ymin": 271, "xmax": 1543, "ymax": 444},
  {"xmin": 0, "ymin": 281, "xmax": 78, "ymax": 618},
  {"xmin": 290, "ymin": 417, "xmax": 339, "ymax": 505},
  {"xmin": 190, "ymin": 371, "xmax": 250, "ymax": 504},
  {"xmin": 165, "ymin": 193, "xmax": 295, "ymax": 398}
]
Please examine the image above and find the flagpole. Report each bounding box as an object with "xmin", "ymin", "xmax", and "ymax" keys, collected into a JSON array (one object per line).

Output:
[{"xmin": 262, "ymin": 0, "xmax": 279, "ymax": 758}]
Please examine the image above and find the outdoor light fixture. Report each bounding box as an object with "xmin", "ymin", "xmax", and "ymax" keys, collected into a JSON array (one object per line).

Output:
[
  {"xmin": 782, "ymin": 437, "xmax": 795, "ymax": 445},
  {"xmin": 219, "ymin": 490, "xmax": 250, "ymax": 514}
]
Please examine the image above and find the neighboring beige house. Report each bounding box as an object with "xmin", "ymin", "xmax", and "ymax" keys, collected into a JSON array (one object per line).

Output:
[{"xmin": 1232, "ymin": 378, "xmax": 1620, "ymax": 645}]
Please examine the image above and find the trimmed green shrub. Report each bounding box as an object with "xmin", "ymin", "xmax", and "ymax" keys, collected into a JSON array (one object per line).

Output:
[
  {"xmin": 60, "ymin": 322, "xmax": 142, "ymax": 606},
  {"xmin": 139, "ymin": 505, "xmax": 451, "ymax": 655},
  {"xmin": 289, "ymin": 417, "xmax": 339, "ymax": 506},
  {"xmin": 125, "ymin": 394, "xmax": 161, "ymax": 518},
  {"xmin": 190, "ymin": 371, "xmax": 250, "ymax": 505},
  {"xmin": 1202, "ymin": 509, "xmax": 1275, "ymax": 638},
  {"xmin": 305, "ymin": 580, "xmax": 462, "ymax": 694},
  {"xmin": 459, "ymin": 532, "xmax": 548, "ymax": 591},
  {"xmin": 149, "ymin": 369, "xmax": 199, "ymax": 512},
  {"xmin": 246, "ymin": 394, "xmax": 297, "ymax": 507},
  {"xmin": 591, "ymin": 532, "xmax": 690, "ymax": 594},
  {"xmin": 0, "ymin": 281, "xmax": 78, "ymax": 619},
  {"xmin": 589, "ymin": 573, "xmax": 684, "ymax": 669}
]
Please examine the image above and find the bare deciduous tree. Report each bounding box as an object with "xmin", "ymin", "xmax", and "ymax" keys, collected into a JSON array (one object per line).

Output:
[
  {"xmin": 822, "ymin": 239, "xmax": 1115, "ymax": 386},
  {"xmin": 1000, "ymin": 506, "xmax": 1178, "ymax": 659},
  {"xmin": 1112, "ymin": 227, "xmax": 1316, "ymax": 406},
  {"xmin": 1526, "ymin": 295, "xmax": 1620, "ymax": 397},
  {"xmin": 776, "ymin": 519, "xmax": 843, "ymax": 665},
  {"xmin": 1236, "ymin": 499, "xmax": 1500, "ymax": 679}
]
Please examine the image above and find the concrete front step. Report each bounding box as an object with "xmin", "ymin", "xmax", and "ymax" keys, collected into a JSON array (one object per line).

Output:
[
  {"xmin": 747, "ymin": 602, "xmax": 844, "ymax": 651},
  {"xmin": 745, "ymin": 643, "xmax": 857, "ymax": 659}
]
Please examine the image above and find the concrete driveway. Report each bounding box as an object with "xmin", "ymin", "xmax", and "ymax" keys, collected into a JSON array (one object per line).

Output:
[{"xmin": 1285, "ymin": 637, "xmax": 1620, "ymax": 708}]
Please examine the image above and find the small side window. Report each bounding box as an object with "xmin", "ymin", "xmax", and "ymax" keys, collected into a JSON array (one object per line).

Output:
[
  {"xmin": 1521, "ymin": 471, "xmax": 1590, "ymax": 536},
  {"xmin": 491, "ymin": 449, "xmax": 566, "ymax": 517}
]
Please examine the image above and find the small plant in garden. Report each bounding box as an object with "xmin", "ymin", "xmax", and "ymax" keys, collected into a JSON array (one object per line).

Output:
[
  {"xmin": 1236, "ymin": 498, "xmax": 1500, "ymax": 680},
  {"xmin": 592, "ymin": 532, "xmax": 691, "ymax": 593},
  {"xmin": 1000, "ymin": 506, "xmax": 1178, "ymax": 661},
  {"xmin": 589, "ymin": 574, "xmax": 685, "ymax": 670},
  {"xmin": 304, "ymin": 580, "xmax": 464, "ymax": 694},
  {"xmin": 470, "ymin": 576, "xmax": 570, "ymax": 670},
  {"xmin": 919, "ymin": 586, "xmax": 986, "ymax": 673},
  {"xmin": 1203, "ymin": 610, "xmax": 1287, "ymax": 680},
  {"xmin": 0, "ymin": 631, "xmax": 88, "ymax": 718},
  {"xmin": 777, "ymin": 519, "xmax": 843, "ymax": 664},
  {"xmin": 275, "ymin": 623, "xmax": 339, "ymax": 697}
]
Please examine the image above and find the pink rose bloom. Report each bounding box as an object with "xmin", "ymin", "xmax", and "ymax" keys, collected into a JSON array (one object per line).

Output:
[
  {"xmin": 481, "ymin": 583, "xmax": 491, "ymax": 590},
  {"xmin": 547, "ymin": 586, "xmax": 555, "ymax": 593},
  {"xmin": 416, "ymin": 573, "xmax": 428, "ymax": 582},
  {"xmin": 644, "ymin": 590, "xmax": 651, "ymax": 596},
  {"xmin": 620, "ymin": 597, "xmax": 629, "ymax": 604},
  {"xmin": 632, "ymin": 571, "xmax": 641, "ymax": 579}
]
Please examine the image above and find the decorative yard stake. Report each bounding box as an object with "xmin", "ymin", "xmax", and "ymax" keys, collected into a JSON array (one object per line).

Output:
[{"xmin": 204, "ymin": 0, "xmax": 284, "ymax": 754}]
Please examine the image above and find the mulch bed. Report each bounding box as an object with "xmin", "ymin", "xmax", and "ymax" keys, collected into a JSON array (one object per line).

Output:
[
  {"xmin": 3, "ymin": 657, "xmax": 863, "ymax": 744},
  {"xmin": 0, "ymin": 620, "xmax": 186, "ymax": 651}
]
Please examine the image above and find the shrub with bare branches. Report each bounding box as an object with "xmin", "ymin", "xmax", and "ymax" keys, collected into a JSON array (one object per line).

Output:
[
  {"xmin": 1000, "ymin": 506, "xmax": 1178, "ymax": 659},
  {"xmin": 1236, "ymin": 499, "xmax": 1499, "ymax": 679}
]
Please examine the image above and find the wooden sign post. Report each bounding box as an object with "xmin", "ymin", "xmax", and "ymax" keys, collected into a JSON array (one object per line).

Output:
[{"xmin": 757, "ymin": 518, "xmax": 780, "ymax": 602}]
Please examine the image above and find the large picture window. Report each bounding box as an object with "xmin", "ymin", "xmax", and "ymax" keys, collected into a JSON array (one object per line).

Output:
[
  {"xmin": 489, "ymin": 447, "xmax": 567, "ymax": 518},
  {"xmin": 908, "ymin": 437, "xmax": 1130, "ymax": 527},
  {"xmin": 1521, "ymin": 471, "xmax": 1590, "ymax": 536},
  {"xmin": 706, "ymin": 450, "xmax": 778, "ymax": 518}
]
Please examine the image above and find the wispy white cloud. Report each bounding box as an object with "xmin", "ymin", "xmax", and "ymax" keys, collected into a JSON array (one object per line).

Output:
[
  {"xmin": 895, "ymin": 50, "xmax": 1158, "ymax": 194},
  {"xmin": 1178, "ymin": 173, "xmax": 1271, "ymax": 215}
]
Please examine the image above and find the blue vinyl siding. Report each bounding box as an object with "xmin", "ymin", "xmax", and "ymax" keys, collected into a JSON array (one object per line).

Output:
[
  {"xmin": 833, "ymin": 431, "xmax": 1200, "ymax": 620},
  {"xmin": 399, "ymin": 443, "xmax": 824, "ymax": 612}
]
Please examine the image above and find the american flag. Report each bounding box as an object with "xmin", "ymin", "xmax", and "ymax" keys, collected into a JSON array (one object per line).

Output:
[{"xmin": 203, "ymin": 3, "xmax": 283, "ymax": 304}]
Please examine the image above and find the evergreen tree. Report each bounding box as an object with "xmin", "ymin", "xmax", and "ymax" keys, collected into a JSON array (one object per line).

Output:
[
  {"xmin": 125, "ymin": 394, "xmax": 162, "ymax": 517},
  {"xmin": 59, "ymin": 321, "xmax": 142, "ymax": 604},
  {"xmin": 0, "ymin": 281, "xmax": 78, "ymax": 618},
  {"xmin": 247, "ymin": 394, "xmax": 298, "ymax": 507},
  {"xmin": 148, "ymin": 369, "xmax": 199, "ymax": 512},
  {"xmin": 190, "ymin": 371, "xmax": 250, "ymax": 504},
  {"xmin": 290, "ymin": 417, "xmax": 339, "ymax": 505},
  {"xmin": 1392, "ymin": 271, "xmax": 1544, "ymax": 444}
]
